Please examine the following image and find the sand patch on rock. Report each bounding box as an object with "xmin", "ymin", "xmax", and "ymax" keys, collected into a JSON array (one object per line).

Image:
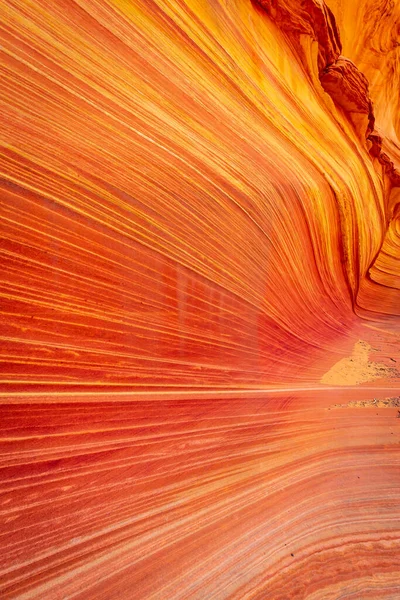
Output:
[
  {"xmin": 321, "ymin": 340, "xmax": 397, "ymax": 385},
  {"xmin": 330, "ymin": 396, "xmax": 400, "ymax": 409}
]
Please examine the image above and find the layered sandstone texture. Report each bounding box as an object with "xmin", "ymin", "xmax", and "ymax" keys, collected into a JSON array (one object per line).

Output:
[{"xmin": 0, "ymin": 0, "xmax": 399, "ymax": 598}]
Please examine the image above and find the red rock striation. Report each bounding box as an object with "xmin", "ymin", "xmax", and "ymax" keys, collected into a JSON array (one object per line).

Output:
[{"xmin": 0, "ymin": 0, "xmax": 399, "ymax": 598}]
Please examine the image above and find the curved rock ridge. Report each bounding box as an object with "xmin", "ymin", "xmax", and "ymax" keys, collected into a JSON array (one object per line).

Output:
[
  {"xmin": 255, "ymin": 0, "xmax": 342, "ymax": 70},
  {"xmin": 255, "ymin": 0, "xmax": 400, "ymax": 321},
  {"xmin": 327, "ymin": 0, "xmax": 400, "ymax": 140},
  {"xmin": 0, "ymin": 0, "xmax": 399, "ymax": 599},
  {"xmin": 256, "ymin": 0, "xmax": 400, "ymax": 187},
  {"xmin": 320, "ymin": 57, "xmax": 375, "ymax": 137}
]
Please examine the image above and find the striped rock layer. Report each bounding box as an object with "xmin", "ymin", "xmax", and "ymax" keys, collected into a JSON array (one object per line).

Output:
[{"xmin": 0, "ymin": 0, "xmax": 399, "ymax": 598}]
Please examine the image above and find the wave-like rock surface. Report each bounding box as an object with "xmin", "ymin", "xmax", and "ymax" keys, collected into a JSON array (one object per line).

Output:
[{"xmin": 0, "ymin": 0, "xmax": 399, "ymax": 598}]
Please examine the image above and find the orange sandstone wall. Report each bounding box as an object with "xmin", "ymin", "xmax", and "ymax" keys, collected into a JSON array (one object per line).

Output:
[
  {"xmin": 1, "ymin": 0, "xmax": 393, "ymax": 396},
  {"xmin": 0, "ymin": 0, "xmax": 399, "ymax": 598}
]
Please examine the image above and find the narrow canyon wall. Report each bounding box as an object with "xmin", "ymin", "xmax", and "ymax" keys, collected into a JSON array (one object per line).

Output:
[{"xmin": 0, "ymin": 0, "xmax": 399, "ymax": 598}]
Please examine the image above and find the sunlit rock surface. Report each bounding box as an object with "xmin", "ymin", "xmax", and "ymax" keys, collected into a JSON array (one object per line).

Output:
[{"xmin": 0, "ymin": 0, "xmax": 399, "ymax": 598}]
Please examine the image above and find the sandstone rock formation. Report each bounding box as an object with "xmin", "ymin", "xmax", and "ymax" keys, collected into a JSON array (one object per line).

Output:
[{"xmin": 0, "ymin": 0, "xmax": 399, "ymax": 598}]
